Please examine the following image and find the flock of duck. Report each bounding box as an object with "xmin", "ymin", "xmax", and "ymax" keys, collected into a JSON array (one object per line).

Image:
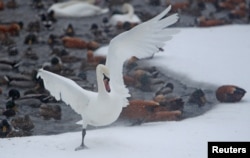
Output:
[{"xmin": 0, "ymin": 0, "xmax": 247, "ymax": 143}]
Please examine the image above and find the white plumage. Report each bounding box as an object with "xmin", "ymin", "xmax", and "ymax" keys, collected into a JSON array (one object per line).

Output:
[
  {"xmin": 110, "ymin": 3, "xmax": 141, "ymax": 26},
  {"xmin": 48, "ymin": 0, "xmax": 109, "ymax": 18},
  {"xmin": 37, "ymin": 5, "xmax": 179, "ymax": 150}
]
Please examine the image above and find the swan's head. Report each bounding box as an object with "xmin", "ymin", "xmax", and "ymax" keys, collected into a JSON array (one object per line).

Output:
[{"xmin": 97, "ymin": 64, "xmax": 111, "ymax": 93}]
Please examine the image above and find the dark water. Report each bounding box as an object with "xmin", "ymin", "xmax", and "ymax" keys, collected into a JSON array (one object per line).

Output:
[{"xmin": 0, "ymin": 0, "xmax": 249, "ymax": 135}]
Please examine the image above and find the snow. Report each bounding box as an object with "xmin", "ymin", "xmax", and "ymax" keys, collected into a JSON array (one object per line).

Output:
[{"xmin": 1, "ymin": 25, "xmax": 250, "ymax": 158}]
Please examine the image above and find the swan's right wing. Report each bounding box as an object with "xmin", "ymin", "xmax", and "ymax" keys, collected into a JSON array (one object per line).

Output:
[{"xmin": 37, "ymin": 69, "xmax": 94, "ymax": 115}]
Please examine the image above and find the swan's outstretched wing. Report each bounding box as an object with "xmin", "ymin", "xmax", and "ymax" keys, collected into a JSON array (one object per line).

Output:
[
  {"xmin": 37, "ymin": 69, "xmax": 94, "ymax": 114},
  {"xmin": 106, "ymin": 6, "xmax": 179, "ymax": 107}
]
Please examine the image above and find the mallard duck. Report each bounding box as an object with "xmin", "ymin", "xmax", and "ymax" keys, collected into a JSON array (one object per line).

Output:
[
  {"xmin": 154, "ymin": 94, "xmax": 184, "ymax": 111},
  {"xmin": 2, "ymin": 89, "xmax": 20, "ymax": 118},
  {"xmin": 0, "ymin": 119, "xmax": 12, "ymax": 138},
  {"xmin": 120, "ymin": 99, "xmax": 181, "ymax": 124},
  {"xmin": 48, "ymin": 34, "xmax": 61, "ymax": 47},
  {"xmin": 119, "ymin": 99, "xmax": 159, "ymax": 124},
  {"xmin": 0, "ymin": 58, "xmax": 20, "ymax": 71},
  {"xmin": 0, "ymin": 22, "xmax": 23, "ymax": 36},
  {"xmin": 188, "ymin": 89, "xmax": 207, "ymax": 107},
  {"xmin": 216, "ymin": 85, "xmax": 246, "ymax": 102},
  {"xmin": 43, "ymin": 56, "xmax": 63, "ymax": 73},
  {"xmin": 39, "ymin": 103, "xmax": 61, "ymax": 120},
  {"xmin": 24, "ymin": 33, "xmax": 38, "ymax": 45},
  {"xmin": 11, "ymin": 115, "xmax": 34, "ymax": 132},
  {"xmin": 62, "ymin": 36, "xmax": 87, "ymax": 49},
  {"xmin": 64, "ymin": 24, "xmax": 75, "ymax": 36},
  {"xmin": 90, "ymin": 23, "xmax": 102, "ymax": 37},
  {"xmin": 48, "ymin": 0, "xmax": 109, "ymax": 18},
  {"xmin": 27, "ymin": 21, "xmax": 40, "ymax": 32},
  {"xmin": 2, "ymin": 100, "xmax": 17, "ymax": 118},
  {"xmin": 87, "ymin": 41, "xmax": 99, "ymax": 50},
  {"xmin": 50, "ymin": 48, "xmax": 82, "ymax": 63},
  {"xmin": 8, "ymin": 78, "xmax": 36, "ymax": 88},
  {"xmin": 155, "ymin": 82, "xmax": 174, "ymax": 96}
]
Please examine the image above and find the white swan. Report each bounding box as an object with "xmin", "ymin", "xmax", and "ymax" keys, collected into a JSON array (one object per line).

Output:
[
  {"xmin": 110, "ymin": 3, "xmax": 142, "ymax": 26},
  {"xmin": 37, "ymin": 5, "xmax": 179, "ymax": 150},
  {"xmin": 48, "ymin": 0, "xmax": 109, "ymax": 18}
]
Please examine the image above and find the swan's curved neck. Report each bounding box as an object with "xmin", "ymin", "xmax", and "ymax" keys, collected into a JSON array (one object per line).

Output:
[
  {"xmin": 123, "ymin": 4, "xmax": 134, "ymax": 18},
  {"xmin": 96, "ymin": 65, "xmax": 108, "ymax": 96}
]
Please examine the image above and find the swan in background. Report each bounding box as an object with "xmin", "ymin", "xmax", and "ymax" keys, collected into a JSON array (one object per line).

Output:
[
  {"xmin": 48, "ymin": 0, "xmax": 109, "ymax": 18},
  {"xmin": 37, "ymin": 5, "xmax": 179, "ymax": 150},
  {"xmin": 110, "ymin": 3, "xmax": 142, "ymax": 26}
]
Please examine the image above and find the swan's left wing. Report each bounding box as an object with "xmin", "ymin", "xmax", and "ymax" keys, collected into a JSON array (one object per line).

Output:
[
  {"xmin": 106, "ymin": 5, "xmax": 179, "ymax": 107},
  {"xmin": 37, "ymin": 69, "xmax": 94, "ymax": 114}
]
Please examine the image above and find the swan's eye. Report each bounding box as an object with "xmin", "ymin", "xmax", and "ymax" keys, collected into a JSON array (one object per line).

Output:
[{"xmin": 103, "ymin": 74, "xmax": 110, "ymax": 82}]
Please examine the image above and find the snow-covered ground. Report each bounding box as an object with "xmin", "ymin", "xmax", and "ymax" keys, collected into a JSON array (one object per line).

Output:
[{"xmin": 1, "ymin": 25, "xmax": 250, "ymax": 158}]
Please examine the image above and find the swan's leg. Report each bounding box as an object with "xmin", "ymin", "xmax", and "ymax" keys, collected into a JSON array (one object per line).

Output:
[{"xmin": 75, "ymin": 129, "xmax": 87, "ymax": 151}]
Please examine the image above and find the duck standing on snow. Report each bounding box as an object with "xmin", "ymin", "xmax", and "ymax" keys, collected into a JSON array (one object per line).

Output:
[
  {"xmin": 110, "ymin": 3, "xmax": 142, "ymax": 26},
  {"xmin": 216, "ymin": 85, "xmax": 246, "ymax": 102},
  {"xmin": 48, "ymin": 0, "xmax": 109, "ymax": 18},
  {"xmin": 37, "ymin": 6, "xmax": 179, "ymax": 150}
]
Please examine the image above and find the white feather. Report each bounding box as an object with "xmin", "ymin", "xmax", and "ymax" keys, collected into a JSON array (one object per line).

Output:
[
  {"xmin": 37, "ymin": 6, "xmax": 179, "ymax": 129},
  {"xmin": 106, "ymin": 5, "xmax": 179, "ymax": 107},
  {"xmin": 48, "ymin": 0, "xmax": 109, "ymax": 17}
]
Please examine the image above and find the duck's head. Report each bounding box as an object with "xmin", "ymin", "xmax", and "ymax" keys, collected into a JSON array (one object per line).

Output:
[
  {"xmin": 8, "ymin": 89, "xmax": 20, "ymax": 101},
  {"xmin": 65, "ymin": 24, "xmax": 74, "ymax": 36},
  {"xmin": 188, "ymin": 89, "xmax": 206, "ymax": 107},
  {"xmin": 97, "ymin": 64, "xmax": 111, "ymax": 93},
  {"xmin": 51, "ymin": 56, "xmax": 61, "ymax": 66}
]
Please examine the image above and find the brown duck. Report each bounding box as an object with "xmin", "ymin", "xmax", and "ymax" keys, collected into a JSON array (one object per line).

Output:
[{"xmin": 216, "ymin": 85, "xmax": 246, "ymax": 102}]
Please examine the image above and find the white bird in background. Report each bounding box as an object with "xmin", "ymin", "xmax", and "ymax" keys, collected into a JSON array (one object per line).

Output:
[
  {"xmin": 110, "ymin": 3, "xmax": 142, "ymax": 26},
  {"xmin": 37, "ymin": 6, "xmax": 179, "ymax": 150},
  {"xmin": 48, "ymin": 0, "xmax": 109, "ymax": 18}
]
